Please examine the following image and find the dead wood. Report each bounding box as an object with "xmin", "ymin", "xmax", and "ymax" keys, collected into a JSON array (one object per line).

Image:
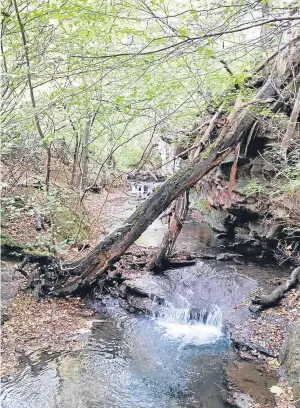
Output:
[
  {"xmin": 28, "ymin": 86, "xmax": 291, "ymax": 296},
  {"xmin": 227, "ymin": 142, "xmax": 240, "ymax": 205},
  {"xmin": 34, "ymin": 210, "xmax": 45, "ymax": 231},
  {"xmin": 252, "ymin": 266, "xmax": 300, "ymax": 308},
  {"xmin": 148, "ymin": 191, "xmax": 189, "ymax": 272},
  {"xmin": 167, "ymin": 259, "xmax": 196, "ymax": 268},
  {"xmin": 271, "ymin": 73, "xmax": 300, "ymax": 112},
  {"xmin": 282, "ymin": 85, "xmax": 300, "ymax": 150},
  {"xmin": 149, "ymin": 109, "xmax": 224, "ymax": 273},
  {"xmin": 190, "ymin": 110, "xmax": 222, "ymax": 161}
]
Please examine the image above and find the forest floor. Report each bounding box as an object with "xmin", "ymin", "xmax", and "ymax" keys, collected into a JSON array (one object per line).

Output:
[{"xmin": 1, "ymin": 293, "xmax": 95, "ymax": 379}]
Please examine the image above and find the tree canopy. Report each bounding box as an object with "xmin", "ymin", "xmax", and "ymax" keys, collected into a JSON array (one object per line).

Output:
[{"xmin": 2, "ymin": 0, "xmax": 299, "ymax": 188}]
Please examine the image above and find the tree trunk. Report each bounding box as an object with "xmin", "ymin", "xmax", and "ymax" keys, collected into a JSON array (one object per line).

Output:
[
  {"xmin": 14, "ymin": 0, "xmax": 52, "ymax": 191},
  {"xmin": 260, "ymin": 0, "xmax": 271, "ymax": 71},
  {"xmin": 40, "ymin": 92, "xmax": 268, "ymax": 296},
  {"xmin": 148, "ymin": 109, "xmax": 223, "ymax": 272},
  {"xmin": 80, "ymin": 117, "xmax": 92, "ymax": 197},
  {"xmin": 282, "ymin": 85, "xmax": 300, "ymax": 150},
  {"xmin": 71, "ymin": 132, "xmax": 80, "ymax": 186},
  {"xmin": 134, "ymin": 143, "xmax": 158, "ymax": 174},
  {"xmin": 252, "ymin": 266, "xmax": 300, "ymax": 308},
  {"xmin": 45, "ymin": 141, "xmax": 232, "ymax": 297},
  {"xmin": 148, "ymin": 191, "xmax": 189, "ymax": 272},
  {"xmin": 45, "ymin": 143, "xmax": 52, "ymax": 193}
]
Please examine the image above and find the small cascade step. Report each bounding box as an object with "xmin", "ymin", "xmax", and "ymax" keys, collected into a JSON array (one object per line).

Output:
[{"xmin": 152, "ymin": 301, "xmax": 224, "ymax": 345}]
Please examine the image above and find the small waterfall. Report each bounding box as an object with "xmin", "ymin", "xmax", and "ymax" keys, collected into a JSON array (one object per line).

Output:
[{"xmin": 153, "ymin": 301, "xmax": 223, "ymax": 345}]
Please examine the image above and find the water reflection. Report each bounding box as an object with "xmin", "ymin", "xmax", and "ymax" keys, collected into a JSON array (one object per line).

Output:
[
  {"xmin": 1, "ymin": 307, "xmax": 229, "ymax": 408},
  {"xmin": 136, "ymin": 220, "xmax": 220, "ymax": 251}
]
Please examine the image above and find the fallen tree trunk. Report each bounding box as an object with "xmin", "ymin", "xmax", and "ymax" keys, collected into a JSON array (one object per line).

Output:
[
  {"xmin": 252, "ymin": 266, "xmax": 300, "ymax": 308},
  {"xmin": 34, "ymin": 210, "xmax": 45, "ymax": 231},
  {"xmin": 45, "ymin": 143, "xmax": 234, "ymax": 296},
  {"xmin": 30, "ymin": 39, "xmax": 300, "ymax": 297},
  {"xmin": 38, "ymin": 91, "xmax": 270, "ymax": 296},
  {"xmin": 148, "ymin": 106, "xmax": 232, "ymax": 272}
]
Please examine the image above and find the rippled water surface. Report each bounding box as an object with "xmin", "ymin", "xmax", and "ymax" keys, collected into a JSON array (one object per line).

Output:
[{"xmin": 1, "ymin": 302, "xmax": 231, "ymax": 408}]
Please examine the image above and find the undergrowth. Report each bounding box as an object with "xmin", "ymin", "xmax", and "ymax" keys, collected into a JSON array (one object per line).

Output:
[{"xmin": 1, "ymin": 185, "xmax": 90, "ymax": 256}]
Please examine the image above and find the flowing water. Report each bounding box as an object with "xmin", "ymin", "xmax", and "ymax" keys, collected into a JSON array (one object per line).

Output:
[
  {"xmin": 155, "ymin": 302, "xmax": 224, "ymax": 345},
  {"xmin": 1, "ymin": 219, "xmax": 286, "ymax": 408},
  {"xmin": 1, "ymin": 300, "xmax": 231, "ymax": 408}
]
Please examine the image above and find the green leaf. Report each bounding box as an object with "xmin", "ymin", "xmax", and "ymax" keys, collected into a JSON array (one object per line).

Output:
[
  {"xmin": 178, "ymin": 28, "xmax": 188, "ymax": 38},
  {"xmin": 190, "ymin": 10, "xmax": 198, "ymax": 19},
  {"xmin": 78, "ymin": 30, "xmax": 89, "ymax": 37}
]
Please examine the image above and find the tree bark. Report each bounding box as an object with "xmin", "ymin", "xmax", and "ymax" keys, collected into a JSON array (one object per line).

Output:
[
  {"xmin": 80, "ymin": 117, "xmax": 92, "ymax": 197},
  {"xmin": 148, "ymin": 191, "xmax": 189, "ymax": 272},
  {"xmin": 282, "ymin": 85, "xmax": 300, "ymax": 150},
  {"xmin": 45, "ymin": 143, "xmax": 52, "ymax": 193},
  {"xmin": 34, "ymin": 210, "xmax": 45, "ymax": 231},
  {"xmin": 260, "ymin": 0, "xmax": 271, "ymax": 71},
  {"xmin": 13, "ymin": 0, "xmax": 44, "ymax": 141},
  {"xmin": 71, "ymin": 132, "xmax": 80, "ymax": 186}
]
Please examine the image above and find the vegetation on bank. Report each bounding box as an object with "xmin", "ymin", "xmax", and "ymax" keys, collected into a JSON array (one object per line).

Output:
[{"xmin": 1, "ymin": 184, "xmax": 90, "ymax": 256}]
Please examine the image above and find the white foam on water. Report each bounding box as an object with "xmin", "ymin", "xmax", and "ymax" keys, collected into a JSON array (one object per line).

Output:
[{"xmin": 154, "ymin": 302, "xmax": 223, "ymax": 345}]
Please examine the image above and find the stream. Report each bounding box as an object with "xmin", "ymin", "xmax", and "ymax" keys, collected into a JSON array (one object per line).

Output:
[
  {"xmin": 1, "ymin": 304, "xmax": 230, "ymax": 408},
  {"xmin": 1, "ymin": 293, "xmax": 232, "ymax": 408},
  {"xmin": 1, "ymin": 216, "xmax": 288, "ymax": 408}
]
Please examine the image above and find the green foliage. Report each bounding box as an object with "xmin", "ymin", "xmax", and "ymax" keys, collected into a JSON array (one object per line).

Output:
[
  {"xmin": 242, "ymin": 161, "xmax": 300, "ymax": 199},
  {"xmin": 1, "ymin": 0, "xmax": 294, "ymax": 252},
  {"xmin": 242, "ymin": 179, "xmax": 265, "ymax": 197},
  {"xmin": 1, "ymin": 188, "xmax": 90, "ymax": 255},
  {"xmin": 2, "ymin": 0, "xmax": 266, "ymax": 176}
]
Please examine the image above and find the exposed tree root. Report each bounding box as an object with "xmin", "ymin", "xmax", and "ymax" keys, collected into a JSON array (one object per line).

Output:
[{"xmin": 252, "ymin": 266, "xmax": 300, "ymax": 308}]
